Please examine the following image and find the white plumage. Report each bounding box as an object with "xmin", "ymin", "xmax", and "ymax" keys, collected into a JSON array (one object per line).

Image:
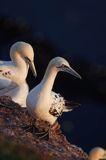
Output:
[
  {"xmin": 0, "ymin": 41, "xmax": 37, "ymax": 107},
  {"xmin": 27, "ymin": 57, "xmax": 81, "ymax": 125}
]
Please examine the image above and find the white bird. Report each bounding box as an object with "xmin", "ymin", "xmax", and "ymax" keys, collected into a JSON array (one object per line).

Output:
[
  {"xmin": 89, "ymin": 147, "xmax": 106, "ymax": 160},
  {"xmin": 0, "ymin": 41, "xmax": 37, "ymax": 107},
  {"xmin": 27, "ymin": 57, "xmax": 81, "ymax": 130}
]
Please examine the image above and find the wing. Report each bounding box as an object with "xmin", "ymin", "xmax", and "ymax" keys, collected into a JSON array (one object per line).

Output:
[
  {"xmin": 49, "ymin": 92, "xmax": 64, "ymax": 117},
  {"xmin": 0, "ymin": 60, "xmax": 11, "ymax": 65},
  {"xmin": 0, "ymin": 61, "xmax": 14, "ymax": 89},
  {"xmin": 0, "ymin": 82, "xmax": 18, "ymax": 96},
  {"xmin": 49, "ymin": 91, "xmax": 80, "ymax": 117}
]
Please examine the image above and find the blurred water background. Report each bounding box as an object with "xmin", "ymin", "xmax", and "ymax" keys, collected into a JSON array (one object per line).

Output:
[{"xmin": 0, "ymin": 0, "xmax": 106, "ymax": 152}]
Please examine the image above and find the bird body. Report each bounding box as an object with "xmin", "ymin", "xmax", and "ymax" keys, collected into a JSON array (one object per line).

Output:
[
  {"xmin": 27, "ymin": 57, "xmax": 81, "ymax": 125},
  {"xmin": 0, "ymin": 41, "xmax": 37, "ymax": 107},
  {"xmin": 27, "ymin": 85, "xmax": 57, "ymax": 124},
  {"xmin": 3, "ymin": 81, "xmax": 29, "ymax": 107}
]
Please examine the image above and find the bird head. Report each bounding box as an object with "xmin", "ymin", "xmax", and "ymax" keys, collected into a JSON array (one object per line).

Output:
[
  {"xmin": 49, "ymin": 57, "xmax": 81, "ymax": 79},
  {"xmin": 10, "ymin": 41, "xmax": 37, "ymax": 78},
  {"xmin": 89, "ymin": 147, "xmax": 106, "ymax": 160}
]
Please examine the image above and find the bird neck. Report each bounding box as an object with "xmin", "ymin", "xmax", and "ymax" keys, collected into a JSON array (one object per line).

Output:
[
  {"xmin": 11, "ymin": 51, "xmax": 29, "ymax": 80},
  {"xmin": 41, "ymin": 66, "xmax": 58, "ymax": 93}
]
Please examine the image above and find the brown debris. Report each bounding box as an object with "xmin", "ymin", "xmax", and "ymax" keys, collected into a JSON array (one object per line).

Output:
[{"xmin": 0, "ymin": 96, "xmax": 88, "ymax": 160}]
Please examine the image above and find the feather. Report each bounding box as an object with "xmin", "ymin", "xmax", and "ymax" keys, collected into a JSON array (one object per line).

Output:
[
  {"xmin": 49, "ymin": 91, "xmax": 80, "ymax": 117},
  {"xmin": 64, "ymin": 100, "xmax": 81, "ymax": 112}
]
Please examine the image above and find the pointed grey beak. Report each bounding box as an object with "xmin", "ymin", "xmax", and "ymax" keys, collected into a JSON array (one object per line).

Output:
[
  {"xmin": 29, "ymin": 61, "xmax": 37, "ymax": 78},
  {"xmin": 25, "ymin": 57, "xmax": 37, "ymax": 78},
  {"xmin": 64, "ymin": 66, "xmax": 82, "ymax": 79}
]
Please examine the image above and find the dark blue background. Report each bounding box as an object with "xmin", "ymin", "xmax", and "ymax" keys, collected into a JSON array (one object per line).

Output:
[{"xmin": 0, "ymin": 0, "xmax": 106, "ymax": 153}]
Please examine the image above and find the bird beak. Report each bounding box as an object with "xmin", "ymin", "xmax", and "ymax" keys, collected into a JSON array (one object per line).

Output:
[
  {"xmin": 64, "ymin": 66, "xmax": 82, "ymax": 79},
  {"xmin": 29, "ymin": 61, "xmax": 37, "ymax": 78}
]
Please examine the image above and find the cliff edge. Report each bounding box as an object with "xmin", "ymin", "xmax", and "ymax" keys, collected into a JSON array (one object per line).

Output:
[{"xmin": 0, "ymin": 96, "xmax": 88, "ymax": 160}]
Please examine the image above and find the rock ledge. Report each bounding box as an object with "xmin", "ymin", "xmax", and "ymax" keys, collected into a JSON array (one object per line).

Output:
[{"xmin": 0, "ymin": 96, "xmax": 88, "ymax": 160}]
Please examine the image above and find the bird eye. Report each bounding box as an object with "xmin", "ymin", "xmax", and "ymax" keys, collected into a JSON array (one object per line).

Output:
[
  {"xmin": 25, "ymin": 57, "xmax": 31, "ymax": 62},
  {"xmin": 57, "ymin": 64, "xmax": 67, "ymax": 69},
  {"xmin": 61, "ymin": 64, "xmax": 66, "ymax": 68}
]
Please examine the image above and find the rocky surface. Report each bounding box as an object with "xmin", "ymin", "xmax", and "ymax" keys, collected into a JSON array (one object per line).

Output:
[{"xmin": 0, "ymin": 96, "xmax": 88, "ymax": 160}]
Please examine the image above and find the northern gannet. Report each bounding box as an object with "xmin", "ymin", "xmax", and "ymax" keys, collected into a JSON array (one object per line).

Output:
[
  {"xmin": 26, "ymin": 57, "xmax": 81, "ymax": 136},
  {"xmin": 0, "ymin": 41, "xmax": 37, "ymax": 107},
  {"xmin": 89, "ymin": 147, "xmax": 106, "ymax": 160}
]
